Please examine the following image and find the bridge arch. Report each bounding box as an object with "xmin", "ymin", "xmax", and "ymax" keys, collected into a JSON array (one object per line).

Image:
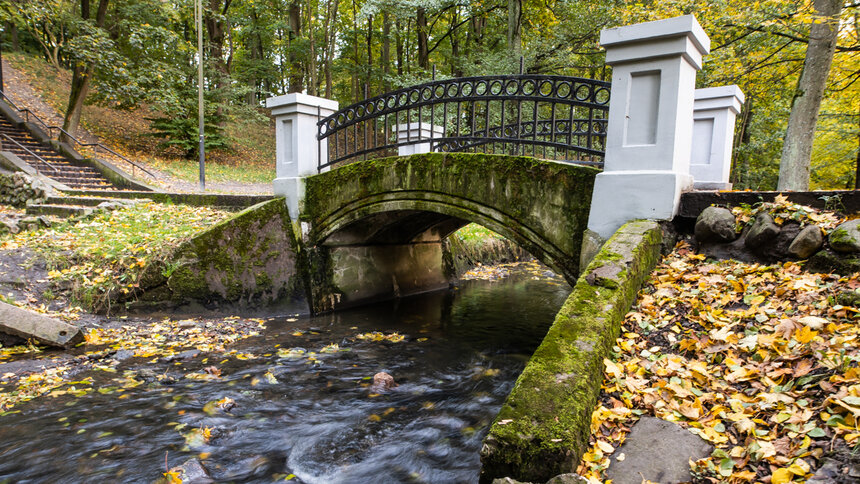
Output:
[
  {"xmin": 301, "ymin": 152, "xmax": 597, "ymax": 311},
  {"xmin": 313, "ymin": 192, "xmax": 571, "ymax": 277}
]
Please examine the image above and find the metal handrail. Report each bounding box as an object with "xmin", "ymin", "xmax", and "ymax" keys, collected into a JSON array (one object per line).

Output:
[
  {"xmin": 0, "ymin": 90, "xmax": 156, "ymax": 178},
  {"xmin": 0, "ymin": 133, "xmax": 59, "ymax": 173},
  {"xmin": 317, "ymin": 74, "xmax": 611, "ymax": 171}
]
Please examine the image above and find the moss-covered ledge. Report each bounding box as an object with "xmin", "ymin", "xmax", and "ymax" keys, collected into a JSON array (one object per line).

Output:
[
  {"xmin": 479, "ymin": 220, "xmax": 663, "ymax": 483},
  {"xmin": 132, "ymin": 198, "xmax": 305, "ymax": 309}
]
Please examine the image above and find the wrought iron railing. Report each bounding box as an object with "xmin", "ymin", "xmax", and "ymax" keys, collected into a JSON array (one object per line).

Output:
[
  {"xmin": 0, "ymin": 90, "xmax": 156, "ymax": 178},
  {"xmin": 317, "ymin": 75, "xmax": 610, "ymax": 171}
]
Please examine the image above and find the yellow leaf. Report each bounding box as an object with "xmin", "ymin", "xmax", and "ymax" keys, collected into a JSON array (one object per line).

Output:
[
  {"xmin": 771, "ymin": 468, "xmax": 793, "ymax": 484},
  {"xmin": 794, "ymin": 326, "xmax": 818, "ymax": 344},
  {"xmin": 163, "ymin": 470, "xmax": 183, "ymax": 484}
]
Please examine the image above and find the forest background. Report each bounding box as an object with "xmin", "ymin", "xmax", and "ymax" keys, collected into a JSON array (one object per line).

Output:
[{"xmin": 1, "ymin": 0, "xmax": 858, "ymax": 190}]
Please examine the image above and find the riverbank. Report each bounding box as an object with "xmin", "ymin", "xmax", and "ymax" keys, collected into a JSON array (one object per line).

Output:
[{"xmin": 576, "ymin": 243, "xmax": 860, "ymax": 483}]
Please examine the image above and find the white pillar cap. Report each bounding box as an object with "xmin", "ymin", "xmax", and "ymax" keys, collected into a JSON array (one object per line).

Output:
[
  {"xmin": 266, "ymin": 93, "xmax": 339, "ymax": 116},
  {"xmin": 600, "ymin": 15, "xmax": 710, "ymax": 69},
  {"xmin": 694, "ymin": 85, "xmax": 745, "ymax": 114}
]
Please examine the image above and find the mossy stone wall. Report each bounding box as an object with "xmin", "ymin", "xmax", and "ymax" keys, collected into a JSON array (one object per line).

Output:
[{"xmin": 479, "ymin": 220, "xmax": 664, "ymax": 483}]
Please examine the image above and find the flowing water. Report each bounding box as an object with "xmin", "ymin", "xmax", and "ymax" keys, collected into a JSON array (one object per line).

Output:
[{"xmin": 0, "ymin": 265, "xmax": 570, "ymax": 484}]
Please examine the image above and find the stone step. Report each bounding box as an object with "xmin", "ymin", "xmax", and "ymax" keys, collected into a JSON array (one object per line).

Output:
[
  {"xmin": 46, "ymin": 196, "xmax": 125, "ymax": 207},
  {"xmin": 25, "ymin": 203, "xmax": 91, "ymax": 218}
]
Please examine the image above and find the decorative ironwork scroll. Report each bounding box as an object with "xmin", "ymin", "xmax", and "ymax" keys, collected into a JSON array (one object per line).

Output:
[{"xmin": 317, "ymin": 75, "xmax": 610, "ymax": 171}]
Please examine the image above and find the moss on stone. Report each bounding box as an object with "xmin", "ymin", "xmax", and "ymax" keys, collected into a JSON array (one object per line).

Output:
[
  {"xmin": 479, "ymin": 220, "xmax": 663, "ymax": 483},
  {"xmin": 136, "ymin": 198, "xmax": 305, "ymax": 307}
]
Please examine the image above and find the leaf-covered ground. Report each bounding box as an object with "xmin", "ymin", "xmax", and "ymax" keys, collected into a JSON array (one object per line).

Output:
[
  {"xmin": 578, "ymin": 242, "xmax": 860, "ymax": 483},
  {"xmin": 0, "ymin": 202, "xmax": 231, "ymax": 313}
]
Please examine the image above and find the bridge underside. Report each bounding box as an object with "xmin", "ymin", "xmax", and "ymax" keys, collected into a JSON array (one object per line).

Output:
[{"xmin": 301, "ymin": 153, "xmax": 598, "ymax": 313}]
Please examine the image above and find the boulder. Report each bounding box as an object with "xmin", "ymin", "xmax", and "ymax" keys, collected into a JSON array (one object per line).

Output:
[
  {"xmin": 806, "ymin": 250, "xmax": 860, "ymax": 276},
  {"xmin": 164, "ymin": 458, "xmax": 213, "ymax": 484},
  {"xmin": 788, "ymin": 225, "xmax": 824, "ymax": 259},
  {"xmin": 492, "ymin": 479, "xmax": 532, "ymax": 484},
  {"xmin": 545, "ymin": 474, "xmax": 587, "ymax": 484},
  {"xmin": 369, "ymin": 371, "xmax": 398, "ymax": 393},
  {"xmin": 744, "ymin": 212, "xmax": 779, "ymax": 250},
  {"xmin": 694, "ymin": 207, "xmax": 737, "ymax": 243},
  {"xmin": 836, "ymin": 289, "xmax": 860, "ymax": 307},
  {"xmin": 605, "ymin": 417, "xmax": 712, "ymax": 484},
  {"xmin": 771, "ymin": 222, "xmax": 802, "ymax": 259},
  {"xmin": 829, "ymin": 219, "xmax": 860, "ymax": 253},
  {"xmin": 806, "ymin": 458, "xmax": 841, "ymax": 484}
]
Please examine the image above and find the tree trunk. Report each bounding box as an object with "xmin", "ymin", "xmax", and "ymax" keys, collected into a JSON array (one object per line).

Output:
[
  {"xmin": 450, "ymin": 8, "xmax": 460, "ymax": 76},
  {"xmin": 61, "ymin": 0, "xmax": 109, "ymax": 140},
  {"xmin": 382, "ymin": 12, "xmax": 391, "ymax": 91},
  {"xmin": 507, "ymin": 0, "xmax": 522, "ymax": 59},
  {"xmin": 8, "ymin": 22, "xmax": 19, "ymax": 51},
  {"xmin": 351, "ymin": 0, "xmax": 359, "ymax": 99},
  {"xmin": 365, "ymin": 14, "xmax": 372, "ymax": 97},
  {"xmin": 777, "ymin": 0, "xmax": 842, "ymax": 191},
  {"xmin": 307, "ymin": 0, "xmax": 317, "ymax": 96},
  {"xmin": 731, "ymin": 96, "xmax": 753, "ymax": 188},
  {"xmin": 322, "ymin": 0, "xmax": 338, "ymax": 98},
  {"xmin": 287, "ymin": 0, "xmax": 303, "ymax": 93},
  {"xmin": 205, "ymin": 0, "xmax": 229, "ymax": 81},
  {"xmin": 417, "ymin": 7, "xmax": 429, "ymax": 70},
  {"xmin": 855, "ymin": 102, "xmax": 860, "ymax": 189},
  {"xmin": 395, "ymin": 19, "xmax": 404, "ymax": 76}
]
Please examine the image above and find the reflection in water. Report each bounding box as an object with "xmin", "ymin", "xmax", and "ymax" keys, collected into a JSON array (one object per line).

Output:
[{"xmin": 0, "ymin": 266, "xmax": 569, "ymax": 484}]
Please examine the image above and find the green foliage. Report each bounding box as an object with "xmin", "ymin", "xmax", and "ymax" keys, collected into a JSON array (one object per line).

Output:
[
  {"xmin": 146, "ymin": 86, "xmax": 231, "ymax": 160},
  {"xmin": 3, "ymin": 0, "xmax": 858, "ymax": 189}
]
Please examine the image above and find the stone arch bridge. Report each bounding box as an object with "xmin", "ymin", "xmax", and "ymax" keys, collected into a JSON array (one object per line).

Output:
[{"xmin": 300, "ymin": 152, "xmax": 597, "ymax": 312}]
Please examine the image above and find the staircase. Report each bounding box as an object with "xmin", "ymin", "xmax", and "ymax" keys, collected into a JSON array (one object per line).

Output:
[{"xmin": 0, "ymin": 117, "xmax": 115, "ymax": 190}]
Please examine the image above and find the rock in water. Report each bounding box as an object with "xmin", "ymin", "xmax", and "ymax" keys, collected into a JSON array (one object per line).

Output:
[
  {"xmin": 788, "ymin": 225, "xmax": 823, "ymax": 259},
  {"xmin": 161, "ymin": 458, "xmax": 213, "ymax": 484},
  {"xmin": 744, "ymin": 212, "xmax": 779, "ymax": 250},
  {"xmin": 545, "ymin": 473, "xmax": 587, "ymax": 483},
  {"xmin": 605, "ymin": 417, "xmax": 712, "ymax": 484},
  {"xmin": 370, "ymin": 371, "xmax": 398, "ymax": 393},
  {"xmin": 694, "ymin": 206, "xmax": 737, "ymax": 243},
  {"xmin": 829, "ymin": 219, "xmax": 860, "ymax": 253}
]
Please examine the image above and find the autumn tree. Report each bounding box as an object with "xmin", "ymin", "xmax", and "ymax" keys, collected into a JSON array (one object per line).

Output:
[{"xmin": 778, "ymin": 0, "xmax": 844, "ymax": 190}]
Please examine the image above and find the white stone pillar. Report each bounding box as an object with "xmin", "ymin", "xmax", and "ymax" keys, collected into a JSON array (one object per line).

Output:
[
  {"xmin": 397, "ymin": 122, "xmax": 445, "ymax": 156},
  {"xmin": 691, "ymin": 86, "xmax": 744, "ymax": 190},
  {"xmin": 266, "ymin": 93, "xmax": 338, "ymax": 219},
  {"xmin": 586, "ymin": 15, "xmax": 710, "ymax": 240}
]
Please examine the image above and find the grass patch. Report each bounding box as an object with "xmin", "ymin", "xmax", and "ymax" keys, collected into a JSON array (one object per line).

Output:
[
  {"xmin": 451, "ymin": 223, "xmax": 506, "ymax": 244},
  {"xmin": 143, "ymin": 153, "xmax": 274, "ymax": 184},
  {"xmin": 0, "ymin": 202, "xmax": 231, "ymax": 312}
]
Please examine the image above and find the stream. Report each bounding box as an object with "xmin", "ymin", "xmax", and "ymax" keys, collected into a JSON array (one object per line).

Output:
[{"xmin": 0, "ymin": 264, "xmax": 570, "ymax": 484}]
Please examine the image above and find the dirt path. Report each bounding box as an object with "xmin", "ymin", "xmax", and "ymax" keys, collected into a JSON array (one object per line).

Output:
[{"xmin": 1, "ymin": 59, "xmax": 272, "ymax": 196}]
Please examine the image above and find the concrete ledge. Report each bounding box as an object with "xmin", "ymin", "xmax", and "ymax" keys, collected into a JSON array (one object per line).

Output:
[
  {"xmin": 679, "ymin": 190, "xmax": 860, "ymax": 218},
  {"xmin": 60, "ymin": 190, "xmax": 274, "ymax": 209},
  {"xmin": 0, "ymin": 301, "xmax": 84, "ymax": 348},
  {"xmin": 479, "ymin": 220, "xmax": 664, "ymax": 483}
]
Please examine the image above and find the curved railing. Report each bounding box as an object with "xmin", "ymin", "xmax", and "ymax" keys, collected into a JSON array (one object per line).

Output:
[
  {"xmin": 317, "ymin": 75, "xmax": 610, "ymax": 171},
  {"xmin": 0, "ymin": 90, "xmax": 156, "ymax": 178}
]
